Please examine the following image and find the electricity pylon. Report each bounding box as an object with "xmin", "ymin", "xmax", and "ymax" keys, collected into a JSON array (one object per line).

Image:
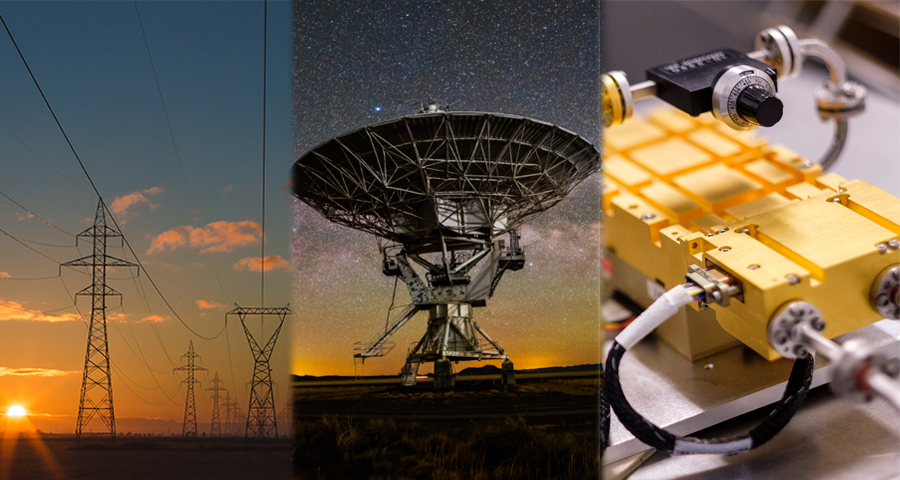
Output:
[
  {"xmin": 62, "ymin": 200, "xmax": 138, "ymax": 441},
  {"xmin": 206, "ymin": 371, "xmax": 225, "ymax": 437},
  {"xmin": 174, "ymin": 340, "xmax": 207, "ymax": 437},
  {"xmin": 226, "ymin": 305, "xmax": 291, "ymax": 438},
  {"xmin": 280, "ymin": 398, "xmax": 292, "ymax": 438},
  {"xmin": 223, "ymin": 390, "xmax": 233, "ymax": 436}
]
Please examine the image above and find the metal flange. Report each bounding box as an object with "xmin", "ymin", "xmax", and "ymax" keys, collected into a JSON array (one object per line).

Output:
[{"xmin": 768, "ymin": 301, "xmax": 825, "ymax": 358}]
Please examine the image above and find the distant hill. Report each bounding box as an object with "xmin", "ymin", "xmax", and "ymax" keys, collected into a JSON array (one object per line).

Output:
[{"xmin": 293, "ymin": 363, "xmax": 602, "ymax": 382}]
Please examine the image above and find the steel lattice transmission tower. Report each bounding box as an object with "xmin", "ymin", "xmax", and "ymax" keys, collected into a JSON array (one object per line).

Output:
[
  {"xmin": 62, "ymin": 200, "xmax": 138, "ymax": 440},
  {"xmin": 206, "ymin": 371, "xmax": 225, "ymax": 437},
  {"xmin": 226, "ymin": 305, "xmax": 291, "ymax": 438},
  {"xmin": 174, "ymin": 341, "xmax": 207, "ymax": 437}
]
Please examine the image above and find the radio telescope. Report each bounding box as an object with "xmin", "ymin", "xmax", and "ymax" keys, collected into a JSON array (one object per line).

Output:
[{"xmin": 292, "ymin": 107, "xmax": 599, "ymax": 388}]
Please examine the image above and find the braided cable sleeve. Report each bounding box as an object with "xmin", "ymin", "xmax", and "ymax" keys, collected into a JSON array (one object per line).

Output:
[{"xmin": 606, "ymin": 340, "xmax": 815, "ymax": 455}]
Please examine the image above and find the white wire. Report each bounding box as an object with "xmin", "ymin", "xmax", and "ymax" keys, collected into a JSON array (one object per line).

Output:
[{"xmin": 615, "ymin": 284, "xmax": 696, "ymax": 350}]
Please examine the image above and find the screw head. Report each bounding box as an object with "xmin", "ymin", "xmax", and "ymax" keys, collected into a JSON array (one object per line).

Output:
[
  {"xmin": 717, "ymin": 229, "xmax": 729, "ymax": 234},
  {"xmin": 748, "ymin": 264, "xmax": 760, "ymax": 270},
  {"xmin": 811, "ymin": 317, "xmax": 826, "ymax": 331},
  {"xmin": 706, "ymin": 233, "xmax": 715, "ymax": 237},
  {"xmin": 800, "ymin": 160, "xmax": 814, "ymax": 169},
  {"xmin": 877, "ymin": 243, "xmax": 888, "ymax": 254},
  {"xmin": 711, "ymin": 291, "xmax": 723, "ymax": 303},
  {"xmin": 793, "ymin": 345, "xmax": 808, "ymax": 357},
  {"xmin": 720, "ymin": 247, "xmax": 731, "ymax": 252},
  {"xmin": 739, "ymin": 228, "xmax": 750, "ymax": 234},
  {"xmin": 700, "ymin": 302, "xmax": 710, "ymax": 310},
  {"xmin": 786, "ymin": 274, "xmax": 800, "ymax": 285},
  {"xmin": 830, "ymin": 197, "xmax": 842, "ymax": 203},
  {"xmin": 641, "ymin": 213, "xmax": 656, "ymax": 221},
  {"xmin": 889, "ymin": 240, "xmax": 899, "ymax": 250},
  {"xmin": 773, "ymin": 330, "xmax": 788, "ymax": 345}
]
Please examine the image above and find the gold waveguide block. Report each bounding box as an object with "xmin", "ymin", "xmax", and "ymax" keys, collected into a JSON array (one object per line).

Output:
[{"xmin": 604, "ymin": 108, "xmax": 900, "ymax": 360}]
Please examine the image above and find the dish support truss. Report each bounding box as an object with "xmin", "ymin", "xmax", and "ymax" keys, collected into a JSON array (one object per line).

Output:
[{"xmin": 354, "ymin": 231, "xmax": 523, "ymax": 387}]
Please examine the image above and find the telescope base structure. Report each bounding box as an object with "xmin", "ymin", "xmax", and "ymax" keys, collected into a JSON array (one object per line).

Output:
[{"xmin": 399, "ymin": 303, "xmax": 509, "ymax": 388}]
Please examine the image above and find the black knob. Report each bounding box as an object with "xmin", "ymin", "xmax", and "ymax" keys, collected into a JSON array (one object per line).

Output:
[{"xmin": 736, "ymin": 86, "xmax": 783, "ymax": 127}]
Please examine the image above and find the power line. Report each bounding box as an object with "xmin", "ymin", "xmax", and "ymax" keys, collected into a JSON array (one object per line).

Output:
[
  {"xmin": 0, "ymin": 13, "xmax": 102, "ymax": 200},
  {"xmin": 1, "ymin": 12, "xmax": 225, "ymax": 342},
  {"xmin": 0, "ymin": 187, "xmax": 76, "ymax": 237},
  {"xmin": 0, "ymin": 119, "xmax": 92, "ymax": 195},
  {"xmin": 261, "ymin": 0, "xmax": 268, "ymax": 308},
  {"xmin": 0, "ymin": 225, "xmax": 61, "ymax": 264},
  {"xmin": 132, "ymin": 1, "xmax": 232, "ymax": 305}
]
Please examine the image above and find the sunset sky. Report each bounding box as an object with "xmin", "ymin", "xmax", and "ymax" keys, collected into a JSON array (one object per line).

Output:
[
  {"xmin": 0, "ymin": 2, "xmax": 293, "ymax": 434},
  {"xmin": 290, "ymin": 0, "xmax": 604, "ymax": 377}
]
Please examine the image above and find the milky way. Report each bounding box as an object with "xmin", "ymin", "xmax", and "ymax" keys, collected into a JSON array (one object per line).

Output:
[{"xmin": 290, "ymin": 0, "xmax": 602, "ymax": 376}]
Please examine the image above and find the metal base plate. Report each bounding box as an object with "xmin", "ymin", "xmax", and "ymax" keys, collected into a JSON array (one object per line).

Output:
[{"xmin": 603, "ymin": 319, "xmax": 900, "ymax": 465}]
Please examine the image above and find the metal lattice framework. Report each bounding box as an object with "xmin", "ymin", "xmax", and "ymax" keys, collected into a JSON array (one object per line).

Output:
[
  {"xmin": 292, "ymin": 112, "xmax": 600, "ymax": 243},
  {"xmin": 227, "ymin": 305, "xmax": 291, "ymax": 438},
  {"xmin": 62, "ymin": 200, "xmax": 139, "ymax": 441},
  {"xmin": 174, "ymin": 340, "xmax": 207, "ymax": 437},
  {"xmin": 206, "ymin": 371, "xmax": 225, "ymax": 437}
]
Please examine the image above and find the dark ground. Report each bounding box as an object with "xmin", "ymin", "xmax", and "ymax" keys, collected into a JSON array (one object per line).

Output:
[
  {"xmin": 293, "ymin": 376, "xmax": 604, "ymax": 480},
  {"xmin": 0, "ymin": 435, "xmax": 291, "ymax": 480}
]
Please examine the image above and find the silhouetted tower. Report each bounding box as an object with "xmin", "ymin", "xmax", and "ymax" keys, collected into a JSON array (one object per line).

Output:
[
  {"xmin": 280, "ymin": 398, "xmax": 292, "ymax": 437},
  {"xmin": 226, "ymin": 305, "xmax": 291, "ymax": 437},
  {"xmin": 222, "ymin": 390, "xmax": 233, "ymax": 436},
  {"xmin": 206, "ymin": 371, "xmax": 225, "ymax": 437},
  {"xmin": 62, "ymin": 200, "xmax": 138, "ymax": 441},
  {"xmin": 174, "ymin": 340, "xmax": 207, "ymax": 437}
]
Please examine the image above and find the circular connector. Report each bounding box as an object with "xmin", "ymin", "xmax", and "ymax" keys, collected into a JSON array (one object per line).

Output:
[
  {"xmin": 768, "ymin": 301, "xmax": 824, "ymax": 358},
  {"xmin": 830, "ymin": 339, "xmax": 894, "ymax": 404},
  {"xmin": 712, "ymin": 65, "xmax": 781, "ymax": 130},
  {"xmin": 601, "ymin": 71, "xmax": 633, "ymax": 128},
  {"xmin": 871, "ymin": 265, "xmax": 900, "ymax": 320},
  {"xmin": 755, "ymin": 25, "xmax": 803, "ymax": 80}
]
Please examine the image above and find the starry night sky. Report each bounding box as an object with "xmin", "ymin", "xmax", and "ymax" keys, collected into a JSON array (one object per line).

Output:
[{"xmin": 290, "ymin": 0, "xmax": 602, "ymax": 376}]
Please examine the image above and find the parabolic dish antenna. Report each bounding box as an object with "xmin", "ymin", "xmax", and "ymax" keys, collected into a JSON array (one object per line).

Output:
[{"xmin": 292, "ymin": 109, "xmax": 599, "ymax": 388}]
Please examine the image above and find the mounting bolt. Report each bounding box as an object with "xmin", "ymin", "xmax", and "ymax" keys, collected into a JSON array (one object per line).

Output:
[
  {"xmin": 793, "ymin": 344, "xmax": 808, "ymax": 357},
  {"xmin": 800, "ymin": 160, "xmax": 813, "ymax": 168},
  {"xmin": 773, "ymin": 330, "xmax": 788, "ymax": 345},
  {"xmin": 786, "ymin": 274, "xmax": 800, "ymax": 285},
  {"xmin": 830, "ymin": 197, "xmax": 842, "ymax": 203},
  {"xmin": 700, "ymin": 302, "xmax": 710, "ymax": 310},
  {"xmin": 641, "ymin": 213, "xmax": 656, "ymax": 221},
  {"xmin": 877, "ymin": 243, "xmax": 888, "ymax": 254},
  {"xmin": 717, "ymin": 228, "xmax": 729, "ymax": 234},
  {"xmin": 706, "ymin": 233, "xmax": 715, "ymax": 237},
  {"xmin": 812, "ymin": 317, "xmax": 826, "ymax": 331},
  {"xmin": 838, "ymin": 188, "xmax": 847, "ymax": 193},
  {"xmin": 739, "ymin": 228, "xmax": 750, "ymax": 235},
  {"xmin": 711, "ymin": 291, "xmax": 723, "ymax": 304},
  {"xmin": 889, "ymin": 240, "xmax": 899, "ymax": 250}
]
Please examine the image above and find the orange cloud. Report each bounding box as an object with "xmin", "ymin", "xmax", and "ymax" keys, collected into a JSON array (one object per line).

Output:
[
  {"xmin": 196, "ymin": 300, "xmax": 227, "ymax": 310},
  {"xmin": 110, "ymin": 187, "xmax": 163, "ymax": 220},
  {"xmin": 0, "ymin": 272, "xmax": 10, "ymax": 279},
  {"xmin": 138, "ymin": 315, "xmax": 166, "ymax": 323},
  {"xmin": 0, "ymin": 300, "xmax": 81, "ymax": 322},
  {"xmin": 15, "ymin": 212, "xmax": 34, "ymax": 222},
  {"xmin": 0, "ymin": 367, "xmax": 78, "ymax": 377},
  {"xmin": 147, "ymin": 220, "xmax": 263, "ymax": 254},
  {"xmin": 233, "ymin": 255, "xmax": 289, "ymax": 272}
]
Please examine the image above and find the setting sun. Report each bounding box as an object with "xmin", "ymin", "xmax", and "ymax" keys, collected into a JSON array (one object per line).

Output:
[{"xmin": 6, "ymin": 406, "xmax": 26, "ymax": 417}]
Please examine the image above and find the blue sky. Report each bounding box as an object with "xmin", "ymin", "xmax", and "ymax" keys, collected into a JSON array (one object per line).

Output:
[{"xmin": 0, "ymin": 1, "xmax": 295, "ymax": 432}]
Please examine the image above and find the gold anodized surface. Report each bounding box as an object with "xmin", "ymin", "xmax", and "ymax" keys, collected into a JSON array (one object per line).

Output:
[{"xmin": 604, "ymin": 107, "xmax": 900, "ymax": 360}]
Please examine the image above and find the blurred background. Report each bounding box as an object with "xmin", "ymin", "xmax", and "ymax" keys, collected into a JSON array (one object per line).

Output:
[{"xmin": 605, "ymin": 0, "xmax": 899, "ymax": 196}]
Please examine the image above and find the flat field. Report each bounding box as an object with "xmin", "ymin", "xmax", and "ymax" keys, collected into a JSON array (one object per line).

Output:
[
  {"xmin": 0, "ymin": 435, "xmax": 291, "ymax": 480},
  {"xmin": 293, "ymin": 375, "xmax": 604, "ymax": 480}
]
